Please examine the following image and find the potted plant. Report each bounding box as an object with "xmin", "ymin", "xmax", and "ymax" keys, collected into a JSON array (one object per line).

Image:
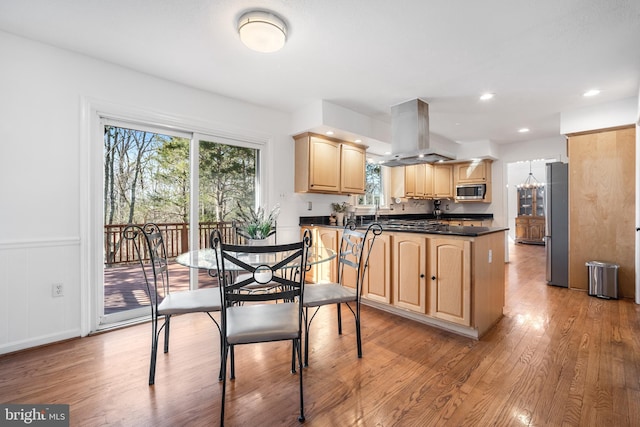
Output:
[
  {"xmin": 331, "ymin": 202, "xmax": 348, "ymax": 226},
  {"xmin": 235, "ymin": 202, "xmax": 280, "ymax": 242}
]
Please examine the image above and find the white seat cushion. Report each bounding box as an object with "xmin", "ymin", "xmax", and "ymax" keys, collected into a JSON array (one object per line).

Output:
[
  {"xmin": 303, "ymin": 283, "xmax": 357, "ymax": 307},
  {"xmin": 157, "ymin": 287, "xmax": 221, "ymax": 315},
  {"xmin": 226, "ymin": 303, "xmax": 299, "ymax": 345}
]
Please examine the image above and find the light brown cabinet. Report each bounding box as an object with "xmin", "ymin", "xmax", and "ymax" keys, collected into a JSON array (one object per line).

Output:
[
  {"xmin": 340, "ymin": 143, "xmax": 366, "ymax": 194},
  {"xmin": 403, "ymin": 164, "xmax": 434, "ymax": 199},
  {"xmin": 392, "ymin": 233, "xmax": 427, "ymax": 313},
  {"xmin": 433, "ymin": 164, "xmax": 453, "ymax": 198},
  {"xmin": 515, "ymin": 186, "xmax": 545, "ymax": 244},
  {"xmin": 404, "ymin": 164, "xmax": 417, "ymax": 197},
  {"xmin": 453, "ymin": 160, "xmax": 493, "ymax": 203},
  {"xmin": 447, "ymin": 220, "xmax": 484, "ymax": 227},
  {"xmin": 309, "ymin": 226, "xmax": 506, "ymax": 339},
  {"xmin": 300, "ymin": 226, "xmax": 338, "ymax": 283},
  {"xmin": 294, "ymin": 133, "xmax": 366, "ymax": 194},
  {"xmin": 515, "ymin": 217, "xmax": 545, "ymax": 244},
  {"xmin": 363, "ymin": 233, "xmax": 392, "ymax": 304},
  {"xmin": 429, "ymin": 238, "xmax": 471, "ymax": 326},
  {"xmin": 455, "ymin": 160, "xmax": 492, "ymax": 183}
]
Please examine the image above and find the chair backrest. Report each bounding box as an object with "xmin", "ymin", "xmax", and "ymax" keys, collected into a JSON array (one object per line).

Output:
[
  {"xmin": 336, "ymin": 222, "xmax": 383, "ymax": 295},
  {"xmin": 211, "ymin": 229, "xmax": 311, "ymax": 308},
  {"xmin": 122, "ymin": 223, "xmax": 169, "ymax": 316}
]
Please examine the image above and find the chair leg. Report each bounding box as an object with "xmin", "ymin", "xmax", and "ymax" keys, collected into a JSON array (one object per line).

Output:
[
  {"xmin": 296, "ymin": 338, "xmax": 305, "ymax": 423},
  {"xmin": 291, "ymin": 341, "xmax": 296, "ymax": 373},
  {"xmin": 337, "ymin": 303, "xmax": 343, "ymax": 335},
  {"xmin": 230, "ymin": 345, "xmax": 235, "ymax": 380},
  {"xmin": 220, "ymin": 342, "xmax": 228, "ymax": 426},
  {"xmin": 218, "ymin": 329, "xmax": 224, "ymax": 381},
  {"xmin": 163, "ymin": 315, "xmax": 171, "ymax": 353},
  {"xmin": 356, "ymin": 313, "xmax": 362, "ymax": 358},
  {"xmin": 303, "ymin": 307, "xmax": 310, "ymax": 367},
  {"xmin": 149, "ymin": 317, "xmax": 159, "ymax": 386}
]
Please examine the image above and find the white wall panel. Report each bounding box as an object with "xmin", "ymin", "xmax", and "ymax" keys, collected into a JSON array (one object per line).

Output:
[{"xmin": 0, "ymin": 240, "xmax": 80, "ymax": 354}]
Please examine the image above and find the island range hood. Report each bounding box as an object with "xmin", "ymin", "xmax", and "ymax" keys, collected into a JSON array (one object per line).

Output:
[{"xmin": 381, "ymin": 98, "xmax": 456, "ymax": 167}]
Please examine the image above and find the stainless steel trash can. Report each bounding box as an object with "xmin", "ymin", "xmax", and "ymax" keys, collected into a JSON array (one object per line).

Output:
[{"xmin": 586, "ymin": 261, "xmax": 619, "ymax": 299}]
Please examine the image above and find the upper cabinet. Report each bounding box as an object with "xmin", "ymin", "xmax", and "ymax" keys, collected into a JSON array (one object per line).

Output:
[
  {"xmin": 433, "ymin": 164, "xmax": 453, "ymax": 198},
  {"xmin": 453, "ymin": 159, "xmax": 493, "ymax": 203},
  {"xmin": 404, "ymin": 164, "xmax": 432, "ymax": 198},
  {"xmin": 455, "ymin": 160, "xmax": 492, "ymax": 183},
  {"xmin": 294, "ymin": 133, "xmax": 366, "ymax": 194},
  {"xmin": 340, "ymin": 143, "xmax": 366, "ymax": 194}
]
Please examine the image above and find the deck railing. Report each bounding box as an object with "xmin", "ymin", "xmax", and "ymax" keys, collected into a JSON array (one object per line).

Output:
[{"xmin": 104, "ymin": 221, "xmax": 236, "ymax": 266}]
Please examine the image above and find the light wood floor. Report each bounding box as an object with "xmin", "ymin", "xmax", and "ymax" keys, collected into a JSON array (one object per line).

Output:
[{"xmin": 2, "ymin": 242, "xmax": 640, "ymax": 426}]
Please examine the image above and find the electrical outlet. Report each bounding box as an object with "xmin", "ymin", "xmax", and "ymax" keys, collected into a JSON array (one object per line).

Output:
[{"xmin": 52, "ymin": 283, "xmax": 64, "ymax": 297}]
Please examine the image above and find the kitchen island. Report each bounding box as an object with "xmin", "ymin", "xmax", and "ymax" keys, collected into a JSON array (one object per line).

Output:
[{"xmin": 300, "ymin": 218, "xmax": 507, "ymax": 339}]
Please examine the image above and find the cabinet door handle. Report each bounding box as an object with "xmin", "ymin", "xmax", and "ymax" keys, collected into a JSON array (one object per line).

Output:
[
  {"xmin": 420, "ymin": 274, "xmax": 425, "ymax": 278},
  {"xmin": 431, "ymin": 276, "xmax": 436, "ymax": 281}
]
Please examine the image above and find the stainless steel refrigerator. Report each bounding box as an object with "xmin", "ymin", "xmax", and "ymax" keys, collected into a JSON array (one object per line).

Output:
[{"xmin": 545, "ymin": 162, "xmax": 568, "ymax": 287}]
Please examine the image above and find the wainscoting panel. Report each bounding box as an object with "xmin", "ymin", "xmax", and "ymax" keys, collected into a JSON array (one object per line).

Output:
[{"xmin": 0, "ymin": 238, "xmax": 81, "ymax": 354}]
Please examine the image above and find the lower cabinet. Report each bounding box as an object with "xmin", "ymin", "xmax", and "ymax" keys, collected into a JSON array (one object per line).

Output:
[
  {"xmin": 301, "ymin": 226, "xmax": 338, "ymax": 283},
  {"xmin": 392, "ymin": 233, "xmax": 427, "ymax": 313},
  {"xmin": 307, "ymin": 226, "xmax": 505, "ymax": 339},
  {"xmin": 428, "ymin": 238, "xmax": 471, "ymax": 326},
  {"xmin": 363, "ymin": 233, "xmax": 392, "ymax": 303},
  {"xmin": 447, "ymin": 220, "xmax": 484, "ymax": 227},
  {"xmin": 515, "ymin": 216, "xmax": 545, "ymax": 244}
]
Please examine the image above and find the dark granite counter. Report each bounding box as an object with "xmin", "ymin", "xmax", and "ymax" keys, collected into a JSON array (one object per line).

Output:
[
  {"xmin": 299, "ymin": 213, "xmax": 494, "ymax": 227},
  {"xmin": 299, "ymin": 215, "xmax": 506, "ymax": 237}
]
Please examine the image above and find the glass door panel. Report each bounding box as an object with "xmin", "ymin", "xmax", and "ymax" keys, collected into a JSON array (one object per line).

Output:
[
  {"xmin": 197, "ymin": 138, "xmax": 258, "ymax": 253},
  {"xmin": 102, "ymin": 124, "xmax": 190, "ymax": 323}
]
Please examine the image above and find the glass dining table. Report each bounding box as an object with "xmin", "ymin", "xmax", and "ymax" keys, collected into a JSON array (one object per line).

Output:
[{"xmin": 175, "ymin": 246, "xmax": 336, "ymax": 273}]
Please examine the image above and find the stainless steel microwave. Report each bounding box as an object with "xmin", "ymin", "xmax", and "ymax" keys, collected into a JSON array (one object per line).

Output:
[{"xmin": 455, "ymin": 183, "xmax": 486, "ymax": 200}]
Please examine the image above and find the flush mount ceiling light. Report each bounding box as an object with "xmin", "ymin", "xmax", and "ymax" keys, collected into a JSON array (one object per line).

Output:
[
  {"xmin": 583, "ymin": 89, "xmax": 601, "ymax": 97},
  {"xmin": 479, "ymin": 93, "xmax": 494, "ymax": 101},
  {"xmin": 237, "ymin": 10, "xmax": 287, "ymax": 53}
]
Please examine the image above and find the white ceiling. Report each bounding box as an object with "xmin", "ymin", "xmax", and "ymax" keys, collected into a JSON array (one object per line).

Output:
[{"xmin": 1, "ymin": 0, "xmax": 639, "ymax": 154}]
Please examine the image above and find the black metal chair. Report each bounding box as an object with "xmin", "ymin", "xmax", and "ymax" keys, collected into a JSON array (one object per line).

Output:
[
  {"xmin": 232, "ymin": 221, "xmax": 280, "ymax": 294},
  {"xmin": 303, "ymin": 222, "xmax": 383, "ymax": 366},
  {"xmin": 122, "ymin": 223, "xmax": 222, "ymax": 386},
  {"xmin": 211, "ymin": 229, "xmax": 311, "ymax": 425}
]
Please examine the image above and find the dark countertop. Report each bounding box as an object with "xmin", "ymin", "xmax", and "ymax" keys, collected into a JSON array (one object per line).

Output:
[
  {"xmin": 385, "ymin": 225, "xmax": 508, "ymax": 237},
  {"xmin": 299, "ymin": 213, "xmax": 493, "ymax": 227},
  {"xmin": 299, "ymin": 215, "xmax": 507, "ymax": 237}
]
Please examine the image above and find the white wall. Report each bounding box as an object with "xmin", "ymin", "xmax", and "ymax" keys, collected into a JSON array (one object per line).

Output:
[
  {"xmin": 491, "ymin": 136, "xmax": 566, "ymax": 231},
  {"xmin": 0, "ymin": 31, "xmax": 296, "ymax": 353}
]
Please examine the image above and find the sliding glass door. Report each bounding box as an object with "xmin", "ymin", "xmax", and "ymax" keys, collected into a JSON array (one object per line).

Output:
[{"xmin": 99, "ymin": 121, "xmax": 261, "ymax": 328}]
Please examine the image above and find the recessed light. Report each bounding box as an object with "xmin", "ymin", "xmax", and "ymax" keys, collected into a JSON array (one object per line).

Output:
[
  {"xmin": 355, "ymin": 139, "xmax": 362, "ymax": 143},
  {"xmin": 325, "ymin": 131, "xmax": 334, "ymax": 136},
  {"xmin": 384, "ymin": 151, "xmax": 391, "ymax": 155},
  {"xmin": 480, "ymin": 93, "xmax": 494, "ymax": 101},
  {"xmin": 583, "ymin": 89, "xmax": 600, "ymax": 97},
  {"xmin": 518, "ymin": 128, "xmax": 530, "ymax": 133}
]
